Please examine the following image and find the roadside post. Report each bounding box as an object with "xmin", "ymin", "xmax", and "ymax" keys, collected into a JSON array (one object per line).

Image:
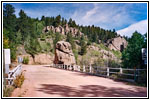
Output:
[
  {"xmin": 18, "ymin": 56, "xmax": 23, "ymax": 64},
  {"xmin": 4, "ymin": 49, "xmax": 11, "ymax": 74}
]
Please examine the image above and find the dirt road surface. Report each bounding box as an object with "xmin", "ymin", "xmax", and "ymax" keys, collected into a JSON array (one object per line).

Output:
[{"xmin": 11, "ymin": 65, "xmax": 147, "ymax": 97}]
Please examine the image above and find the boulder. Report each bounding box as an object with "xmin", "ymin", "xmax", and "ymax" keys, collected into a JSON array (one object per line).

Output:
[
  {"xmin": 54, "ymin": 41, "xmax": 76, "ymax": 65},
  {"xmin": 106, "ymin": 36, "xmax": 128, "ymax": 52},
  {"xmin": 64, "ymin": 24, "xmax": 70, "ymax": 34},
  {"xmin": 55, "ymin": 26, "xmax": 61, "ymax": 33}
]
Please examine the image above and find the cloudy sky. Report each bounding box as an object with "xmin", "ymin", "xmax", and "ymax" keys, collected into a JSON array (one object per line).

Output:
[{"xmin": 5, "ymin": 3, "xmax": 147, "ymax": 37}]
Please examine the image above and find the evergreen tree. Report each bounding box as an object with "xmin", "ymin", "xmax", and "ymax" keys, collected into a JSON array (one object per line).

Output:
[
  {"xmin": 17, "ymin": 9, "xmax": 29, "ymax": 43},
  {"xmin": 3, "ymin": 4, "xmax": 17, "ymax": 42},
  {"xmin": 53, "ymin": 32, "xmax": 62, "ymax": 49},
  {"xmin": 66, "ymin": 33, "xmax": 76, "ymax": 50},
  {"xmin": 80, "ymin": 35, "xmax": 87, "ymax": 55},
  {"xmin": 34, "ymin": 21, "xmax": 44, "ymax": 35},
  {"xmin": 122, "ymin": 31, "xmax": 145, "ymax": 68},
  {"xmin": 68, "ymin": 18, "xmax": 72, "ymax": 27},
  {"xmin": 54, "ymin": 15, "xmax": 61, "ymax": 27},
  {"xmin": 15, "ymin": 30, "xmax": 22, "ymax": 44},
  {"xmin": 41, "ymin": 15, "xmax": 45, "ymax": 21}
]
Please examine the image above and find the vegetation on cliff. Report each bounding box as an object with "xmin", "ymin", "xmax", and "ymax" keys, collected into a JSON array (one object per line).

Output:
[{"xmin": 3, "ymin": 4, "xmax": 147, "ymax": 69}]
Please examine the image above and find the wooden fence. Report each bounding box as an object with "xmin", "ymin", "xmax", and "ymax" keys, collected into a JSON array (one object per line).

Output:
[
  {"xmin": 51, "ymin": 64, "xmax": 146, "ymax": 82},
  {"xmin": 5, "ymin": 64, "xmax": 22, "ymax": 85}
]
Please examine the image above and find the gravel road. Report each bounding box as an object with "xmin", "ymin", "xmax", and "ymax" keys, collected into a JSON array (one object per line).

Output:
[{"xmin": 11, "ymin": 65, "xmax": 147, "ymax": 97}]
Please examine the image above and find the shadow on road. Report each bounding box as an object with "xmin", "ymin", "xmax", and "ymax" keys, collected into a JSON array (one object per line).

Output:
[{"xmin": 37, "ymin": 84, "xmax": 147, "ymax": 97}]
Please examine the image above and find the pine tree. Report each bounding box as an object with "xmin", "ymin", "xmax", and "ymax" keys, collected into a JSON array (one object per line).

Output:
[
  {"xmin": 80, "ymin": 35, "xmax": 87, "ymax": 55},
  {"xmin": 17, "ymin": 9, "xmax": 29, "ymax": 43},
  {"xmin": 122, "ymin": 31, "xmax": 145, "ymax": 68},
  {"xmin": 66, "ymin": 33, "xmax": 76, "ymax": 50},
  {"xmin": 53, "ymin": 32, "xmax": 62, "ymax": 49},
  {"xmin": 54, "ymin": 15, "xmax": 61, "ymax": 27},
  {"xmin": 3, "ymin": 4, "xmax": 17, "ymax": 42}
]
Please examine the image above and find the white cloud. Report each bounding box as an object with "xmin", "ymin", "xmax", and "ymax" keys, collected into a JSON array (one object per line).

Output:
[
  {"xmin": 117, "ymin": 20, "xmax": 147, "ymax": 37},
  {"xmin": 82, "ymin": 4, "xmax": 99, "ymax": 21},
  {"xmin": 71, "ymin": 3, "xmax": 136, "ymax": 29}
]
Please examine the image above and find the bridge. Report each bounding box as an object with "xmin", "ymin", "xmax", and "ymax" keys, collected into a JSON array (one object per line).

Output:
[{"xmin": 10, "ymin": 64, "xmax": 147, "ymax": 97}]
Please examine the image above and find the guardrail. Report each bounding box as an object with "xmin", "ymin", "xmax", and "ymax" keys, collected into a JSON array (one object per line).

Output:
[
  {"xmin": 6, "ymin": 64, "xmax": 22, "ymax": 85},
  {"xmin": 51, "ymin": 64, "xmax": 146, "ymax": 82}
]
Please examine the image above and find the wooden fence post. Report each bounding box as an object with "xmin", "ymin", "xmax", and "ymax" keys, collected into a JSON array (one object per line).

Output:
[
  {"xmin": 134, "ymin": 69, "xmax": 137, "ymax": 82},
  {"xmin": 78, "ymin": 66, "xmax": 80, "ymax": 72},
  {"xmin": 83, "ymin": 65, "xmax": 86, "ymax": 72},
  {"xmin": 120, "ymin": 67, "xmax": 122, "ymax": 74},
  {"xmin": 107, "ymin": 67, "xmax": 109, "ymax": 77},
  {"xmin": 90, "ymin": 65, "xmax": 92, "ymax": 73},
  {"xmin": 73, "ymin": 65, "xmax": 76, "ymax": 71}
]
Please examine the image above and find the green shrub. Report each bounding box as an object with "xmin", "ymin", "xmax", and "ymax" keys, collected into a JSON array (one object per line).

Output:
[
  {"xmin": 90, "ymin": 50, "xmax": 101, "ymax": 57},
  {"xmin": 3, "ymin": 86, "xmax": 14, "ymax": 97},
  {"xmin": 73, "ymin": 49, "xmax": 78, "ymax": 62},
  {"xmin": 40, "ymin": 38, "xmax": 45, "ymax": 41},
  {"xmin": 23, "ymin": 56, "xmax": 29, "ymax": 64},
  {"xmin": 80, "ymin": 55, "xmax": 91, "ymax": 66},
  {"xmin": 99, "ymin": 43, "xmax": 109, "ymax": 51},
  {"xmin": 92, "ymin": 58, "xmax": 104, "ymax": 67},
  {"xmin": 137, "ymin": 70, "xmax": 147, "ymax": 86},
  {"xmin": 110, "ymin": 73, "xmax": 119, "ymax": 80},
  {"xmin": 107, "ymin": 59, "xmax": 121, "ymax": 68},
  {"xmin": 87, "ymin": 41, "xmax": 91, "ymax": 45},
  {"xmin": 111, "ymin": 50, "xmax": 122, "ymax": 59},
  {"xmin": 13, "ymin": 73, "xmax": 25, "ymax": 88}
]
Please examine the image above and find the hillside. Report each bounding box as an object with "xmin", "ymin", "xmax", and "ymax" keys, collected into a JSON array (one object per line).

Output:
[{"xmin": 3, "ymin": 4, "xmax": 127, "ymax": 67}]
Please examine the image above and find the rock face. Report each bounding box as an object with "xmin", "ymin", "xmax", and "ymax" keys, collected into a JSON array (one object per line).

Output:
[
  {"xmin": 17, "ymin": 53, "xmax": 54, "ymax": 64},
  {"xmin": 54, "ymin": 41, "xmax": 76, "ymax": 65},
  {"xmin": 87, "ymin": 45, "xmax": 118, "ymax": 60},
  {"xmin": 106, "ymin": 36, "xmax": 128, "ymax": 52},
  {"xmin": 43, "ymin": 24, "xmax": 83, "ymax": 37}
]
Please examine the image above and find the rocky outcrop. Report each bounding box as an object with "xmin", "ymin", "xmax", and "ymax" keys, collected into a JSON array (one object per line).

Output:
[
  {"xmin": 106, "ymin": 36, "xmax": 128, "ymax": 52},
  {"xmin": 54, "ymin": 41, "xmax": 76, "ymax": 65},
  {"xmin": 88, "ymin": 45, "xmax": 118, "ymax": 60},
  {"xmin": 17, "ymin": 53, "xmax": 54, "ymax": 64},
  {"xmin": 43, "ymin": 24, "xmax": 83, "ymax": 37}
]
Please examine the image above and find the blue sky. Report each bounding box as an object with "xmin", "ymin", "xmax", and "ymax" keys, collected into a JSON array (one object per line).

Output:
[{"xmin": 4, "ymin": 3, "xmax": 147, "ymax": 37}]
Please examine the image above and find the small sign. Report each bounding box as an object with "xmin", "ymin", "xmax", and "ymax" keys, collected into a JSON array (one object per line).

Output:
[
  {"xmin": 18, "ymin": 57, "xmax": 23, "ymax": 63},
  {"xmin": 141, "ymin": 48, "xmax": 147, "ymax": 64},
  {"xmin": 4, "ymin": 49, "xmax": 11, "ymax": 64}
]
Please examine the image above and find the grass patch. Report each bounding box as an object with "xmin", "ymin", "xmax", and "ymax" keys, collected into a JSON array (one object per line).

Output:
[
  {"xmin": 111, "ymin": 50, "xmax": 122, "ymax": 59},
  {"xmin": 3, "ymin": 85, "xmax": 15, "ymax": 97},
  {"xmin": 90, "ymin": 50, "xmax": 102, "ymax": 57},
  {"xmin": 99, "ymin": 43, "xmax": 110, "ymax": 51}
]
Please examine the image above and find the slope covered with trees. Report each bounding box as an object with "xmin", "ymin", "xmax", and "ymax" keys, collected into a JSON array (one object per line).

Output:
[
  {"xmin": 3, "ymin": 4, "xmax": 117, "ymax": 59},
  {"xmin": 3, "ymin": 4, "xmax": 147, "ymax": 70}
]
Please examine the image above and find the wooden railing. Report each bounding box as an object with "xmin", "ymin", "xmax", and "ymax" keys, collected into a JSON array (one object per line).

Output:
[
  {"xmin": 6, "ymin": 64, "xmax": 22, "ymax": 85},
  {"xmin": 51, "ymin": 64, "xmax": 146, "ymax": 82}
]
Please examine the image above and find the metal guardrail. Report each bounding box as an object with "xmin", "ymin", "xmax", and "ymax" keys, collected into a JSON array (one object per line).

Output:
[
  {"xmin": 51, "ymin": 64, "xmax": 146, "ymax": 82},
  {"xmin": 5, "ymin": 64, "xmax": 22, "ymax": 85}
]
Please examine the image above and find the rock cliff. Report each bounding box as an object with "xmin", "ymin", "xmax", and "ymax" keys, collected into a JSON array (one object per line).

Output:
[
  {"xmin": 43, "ymin": 24, "xmax": 83, "ymax": 37},
  {"xmin": 106, "ymin": 36, "xmax": 128, "ymax": 52},
  {"xmin": 54, "ymin": 41, "xmax": 76, "ymax": 65}
]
